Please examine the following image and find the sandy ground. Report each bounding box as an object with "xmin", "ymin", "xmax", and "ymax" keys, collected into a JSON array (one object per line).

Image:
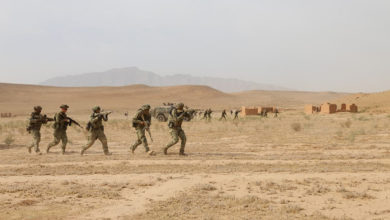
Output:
[{"xmin": 0, "ymin": 111, "xmax": 389, "ymax": 220}]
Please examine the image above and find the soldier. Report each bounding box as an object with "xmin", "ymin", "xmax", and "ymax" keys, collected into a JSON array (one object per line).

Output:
[
  {"xmin": 202, "ymin": 110, "xmax": 208, "ymax": 120},
  {"xmin": 164, "ymin": 103, "xmax": 188, "ymax": 156},
  {"xmin": 27, "ymin": 106, "xmax": 53, "ymax": 154},
  {"xmin": 220, "ymin": 109, "xmax": 227, "ymax": 120},
  {"xmin": 207, "ymin": 108, "xmax": 213, "ymax": 120},
  {"xmin": 130, "ymin": 104, "xmax": 154, "ymax": 155},
  {"xmin": 234, "ymin": 110, "xmax": 241, "ymax": 120},
  {"xmin": 80, "ymin": 106, "xmax": 111, "ymax": 156},
  {"xmin": 46, "ymin": 104, "xmax": 70, "ymax": 154}
]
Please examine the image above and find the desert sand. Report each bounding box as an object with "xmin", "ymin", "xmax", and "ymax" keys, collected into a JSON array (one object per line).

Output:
[{"xmin": 0, "ymin": 84, "xmax": 389, "ymax": 220}]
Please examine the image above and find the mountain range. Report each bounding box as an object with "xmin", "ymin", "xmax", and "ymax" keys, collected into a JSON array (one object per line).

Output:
[{"xmin": 41, "ymin": 67, "xmax": 287, "ymax": 92}]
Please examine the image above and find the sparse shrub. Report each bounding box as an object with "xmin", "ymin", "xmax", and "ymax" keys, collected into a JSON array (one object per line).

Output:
[
  {"xmin": 335, "ymin": 130, "xmax": 343, "ymax": 138},
  {"xmin": 303, "ymin": 123, "xmax": 313, "ymax": 129},
  {"xmin": 348, "ymin": 129, "xmax": 366, "ymax": 143},
  {"xmin": 340, "ymin": 119, "xmax": 352, "ymax": 128},
  {"xmin": 18, "ymin": 127, "xmax": 27, "ymax": 135},
  {"xmin": 195, "ymin": 184, "xmax": 217, "ymax": 191},
  {"xmin": 291, "ymin": 123, "xmax": 302, "ymax": 132},
  {"xmin": 4, "ymin": 134, "xmax": 15, "ymax": 146},
  {"xmin": 357, "ymin": 116, "xmax": 369, "ymax": 121},
  {"xmin": 282, "ymin": 204, "xmax": 304, "ymax": 214},
  {"xmin": 342, "ymin": 191, "xmax": 375, "ymax": 200}
]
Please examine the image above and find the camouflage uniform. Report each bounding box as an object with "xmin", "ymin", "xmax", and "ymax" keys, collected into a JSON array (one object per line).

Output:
[
  {"xmin": 81, "ymin": 106, "xmax": 110, "ymax": 155},
  {"xmin": 202, "ymin": 110, "xmax": 208, "ymax": 120},
  {"xmin": 220, "ymin": 110, "xmax": 227, "ymax": 120},
  {"xmin": 131, "ymin": 105, "xmax": 152, "ymax": 153},
  {"xmin": 164, "ymin": 103, "xmax": 187, "ymax": 156},
  {"xmin": 234, "ymin": 110, "xmax": 240, "ymax": 120},
  {"xmin": 27, "ymin": 106, "xmax": 51, "ymax": 154},
  {"xmin": 46, "ymin": 105, "xmax": 70, "ymax": 154},
  {"xmin": 208, "ymin": 109, "xmax": 213, "ymax": 118}
]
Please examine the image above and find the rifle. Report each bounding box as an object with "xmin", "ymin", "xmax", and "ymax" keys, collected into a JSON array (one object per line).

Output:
[
  {"xmin": 95, "ymin": 111, "xmax": 112, "ymax": 120},
  {"xmin": 66, "ymin": 117, "xmax": 83, "ymax": 128},
  {"xmin": 141, "ymin": 115, "xmax": 153, "ymax": 142},
  {"xmin": 42, "ymin": 115, "xmax": 54, "ymax": 123}
]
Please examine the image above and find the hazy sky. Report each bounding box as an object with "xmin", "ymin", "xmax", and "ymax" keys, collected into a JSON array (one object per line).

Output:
[{"xmin": 0, "ymin": 0, "xmax": 389, "ymax": 92}]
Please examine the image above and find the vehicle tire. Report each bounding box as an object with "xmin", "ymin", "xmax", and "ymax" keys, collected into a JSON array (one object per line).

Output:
[{"xmin": 157, "ymin": 114, "xmax": 166, "ymax": 122}]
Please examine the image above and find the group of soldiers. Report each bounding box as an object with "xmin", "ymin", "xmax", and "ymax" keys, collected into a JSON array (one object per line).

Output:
[
  {"xmin": 197, "ymin": 109, "xmax": 242, "ymax": 121},
  {"xmin": 201, "ymin": 109, "xmax": 213, "ymax": 121},
  {"xmin": 27, "ymin": 103, "xmax": 189, "ymax": 156}
]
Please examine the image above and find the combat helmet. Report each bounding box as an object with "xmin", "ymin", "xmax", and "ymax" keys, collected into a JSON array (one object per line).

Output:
[
  {"xmin": 92, "ymin": 106, "xmax": 101, "ymax": 112},
  {"xmin": 141, "ymin": 104, "xmax": 151, "ymax": 110},
  {"xmin": 60, "ymin": 104, "xmax": 69, "ymax": 110},
  {"xmin": 176, "ymin": 103, "xmax": 184, "ymax": 109},
  {"xmin": 34, "ymin": 106, "xmax": 42, "ymax": 112}
]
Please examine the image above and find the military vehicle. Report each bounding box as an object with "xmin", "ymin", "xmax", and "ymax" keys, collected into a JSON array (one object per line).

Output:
[{"xmin": 151, "ymin": 105, "xmax": 196, "ymax": 122}]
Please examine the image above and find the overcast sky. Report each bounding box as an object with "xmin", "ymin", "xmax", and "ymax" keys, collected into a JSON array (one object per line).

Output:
[{"xmin": 0, "ymin": 0, "xmax": 389, "ymax": 92}]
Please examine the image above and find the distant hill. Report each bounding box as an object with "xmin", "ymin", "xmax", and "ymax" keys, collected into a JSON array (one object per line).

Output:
[
  {"xmin": 0, "ymin": 83, "xmax": 348, "ymax": 115},
  {"xmin": 335, "ymin": 90, "xmax": 390, "ymax": 113},
  {"xmin": 40, "ymin": 67, "xmax": 287, "ymax": 92}
]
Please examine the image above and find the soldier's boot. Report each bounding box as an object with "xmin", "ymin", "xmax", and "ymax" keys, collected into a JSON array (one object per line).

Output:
[
  {"xmin": 131, "ymin": 145, "xmax": 136, "ymax": 154},
  {"xmin": 61, "ymin": 148, "xmax": 66, "ymax": 155},
  {"xmin": 28, "ymin": 146, "xmax": 32, "ymax": 154},
  {"xmin": 104, "ymin": 150, "xmax": 112, "ymax": 156},
  {"xmin": 163, "ymin": 147, "xmax": 168, "ymax": 155},
  {"xmin": 46, "ymin": 146, "xmax": 51, "ymax": 153},
  {"xmin": 179, "ymin": 148, "xmax": 187, "ymax": 156},
  {"xmin": 147, "ymin": 150, "xmax": 156, "ymax": 156},
  {"xmin": 80, "ymin": 148, "xmax": 85, "ymax": 156}
]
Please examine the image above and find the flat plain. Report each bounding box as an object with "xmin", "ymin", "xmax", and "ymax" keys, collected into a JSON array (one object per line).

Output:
[
  {"xmin": 0, "ymin": 111, "xmax": 389, "ymax": 220},
  {"xmin": 0, "ymin": 84, "xmax": 389, "ymax": 220}
]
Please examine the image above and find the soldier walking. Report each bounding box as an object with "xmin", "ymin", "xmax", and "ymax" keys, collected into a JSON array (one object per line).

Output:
[
  {"xmin": 80, "ymin": 106, "xmax": 111, "ymax": 156},
  {"xmin": 46, "ymin": 105, "xmax": 71, "ymax": 154},
  {"xmin": 220, "ymin": 109, "xmax": 227, "ymax": 121},
  {"xmin": 164, "ymin": 103, "xmax": 188, "ymax": 156},
  {"xmin": 207, "ymin": 108, "xmax": 213, "ymax": 121},
  {"xmin": 202, "ymin": 110, "xmax": 208, "ymax": 120},
  {"xmin": 131, "ymin": 104, "xmax": 154, "ymax": 155},
  {"xmin": 234, "ymin": 110, "xmax": 241, "ymax": 120},
  {"xmin": 27, "ymin": 106, "xmax": 53, "ymax": 155}
]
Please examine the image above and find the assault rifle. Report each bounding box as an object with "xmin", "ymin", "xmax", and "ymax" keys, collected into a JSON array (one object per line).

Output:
[
  {"xmin": 95, "ymin": 111, "xmax": 112, "ymax": 120},
  {"xmin": 42, "ymin": 115, "xmax": 54, "ymax": 123},
  {"xmin": 66, "ymin": 117, "xmax": 83, "ymax": 128}
]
